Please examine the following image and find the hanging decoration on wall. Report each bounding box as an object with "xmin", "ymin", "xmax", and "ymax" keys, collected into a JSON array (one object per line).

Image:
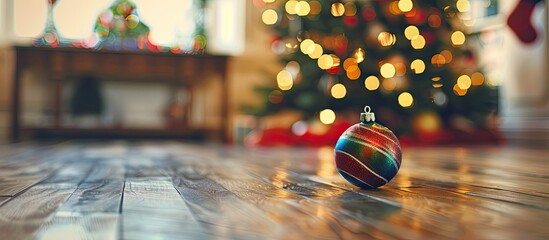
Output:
[
  {"xmin": 334, "ymin": 106, "xmax": 401, "ymax": 189},
  {"xmin": 507, "ymin": 0, "xmax": 545, "ymax": 44}
]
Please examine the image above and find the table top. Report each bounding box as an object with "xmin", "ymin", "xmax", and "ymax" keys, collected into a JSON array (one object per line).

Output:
[{"xmin": 0, "ymin": 142, "xmax": 547, "ymax": 239}]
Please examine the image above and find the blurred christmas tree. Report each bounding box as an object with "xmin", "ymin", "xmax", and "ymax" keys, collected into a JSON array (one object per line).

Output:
[
  {"xmin": 254, "ymin": 0, "xmax": 498, "ymax": 138},
  {"xmin": 94, "ymin": 0, "xmax": 150, "ymax": 50}
]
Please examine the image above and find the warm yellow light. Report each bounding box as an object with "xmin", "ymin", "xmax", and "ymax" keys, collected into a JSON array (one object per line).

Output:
[
  {"xmin": 308, "ymin": 44, "xmax": 323, "ymax": 59},
  {"xmin": 380, "ymin": 63, "xmax": 396, "ymax": 78},
  {"xmin": 398, "ymin": 0, "xmax": 413, "ymax": 13},
  {"xmin": 285, "ymin": 0, "xmax": 298, "ymax": 14},
  {"xmin": 456, "ymin": 0, "xmax": 471, "ymax": 12},
  {"xmin": 410, "ymin": 59, "xmax": 425, "ymax": 74},
  {"xmin": 296, "ymin": 1, "xmax": 311, "ymax": 16},
  {"xmin": 382, "ymin": 78, "xmax": 397, "ymax": 91},
  {"xmin": 453, "ymin": 84, "xmax": 467, "ymax": 96},
  {"xmin": 300, "ymin": 39, "xmax": 315, "ymax": 54},
  {"xmin": 433, "ymin": 83, "xmax": 443, "ymax": 88},
  {"xmin": 398, "ymin": 92, "xmax": 414, "ymax": 107},
  {"xmin": 330, "ymin": 54, "xmax": 341, "ymax": 67},
  {"xmin": 263, "ymin": 0, "xmax": 276, "ymax": 3},
  {"xmin": 319, "ymin": 109, "xmax": 336, "ymax": 124},
  {"xmin": 331, "ymin": 83, "xmax": 347, "ymax": 99},
  {"xmin": 277, "ymin": 70, "xmax": 293, "ymax": 90},
  {"xmin": 404, "ymin": 25, "xmax": 420, "ymax": 40},
  {"xmin": 451, "ymin": 31, "xmax": 466, "ymax": 46},
  {"xmin": 354, "ymin": 48, "xmax": 365, "ymax": 63},
  {"xmin": 378, "ymin": 32, "xmax": 396, "ymax": 47},
  {"xmin": 346, "ymin": 66, "xmax": 361, "ymax": 80},
  {"xmin": 309, "ymin": 1, "xmax": 322, "ymax": 15},
  {"xmin": 432, "ymin": 76, "xmax": 441, "ymax": 81},
  {"xmin": 431, "ymin": 54, "xmax": 446, "ymax": 66},
  {"xmin": 364, "ymin": 76, "xmax": 380, "ymax": 90},
  {"xmin": 457, "ymin": 75, "xmax": 472, "ymax": 89},
  {"xmin": 440, "ymin": 50, "xmax": 453, "ymax": 63},
  {"xmin": 411, "ymin": 35, "xmax": 426, "ymax": 49},
  {"xmin": 471, "ymin": 72, "xmax": 485, "ymax": 86},
  {"xmin": 344, "ymin": 2, "xmax": 357, "ymax": 16},
  {"xmin": 262, "ymin": 9, "xmax": 278, "ymax": 25},
  {"xmin": 331, "ymin": 3, "xmax": 345, "ymax": 17},
  {"xmin": 318, "ymin": 54, "xmax": 334, "ymax": 70}
]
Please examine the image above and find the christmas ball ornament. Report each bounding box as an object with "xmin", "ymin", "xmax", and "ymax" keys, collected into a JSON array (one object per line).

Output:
[{"xmin": 334, "ymin": 106, "xmax": 402, "ymax": 189}]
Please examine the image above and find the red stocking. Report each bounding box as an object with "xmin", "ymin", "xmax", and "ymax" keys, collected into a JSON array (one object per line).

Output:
[{"xmin": 507, "ymin": 0, "xmax": 543, "ymax": 44}]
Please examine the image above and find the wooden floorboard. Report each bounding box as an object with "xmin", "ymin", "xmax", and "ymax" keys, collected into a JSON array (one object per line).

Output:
[
  {"xmin": 0, "ymin": 142, "xmax": 548, "ymax": 239},
  {"xmin": 0, "ymin": 197, "xmax": 9, "ymax": 207},
  {"xmin": 121, "ymin": 177, "xmax": 210, "ymax": 240}
]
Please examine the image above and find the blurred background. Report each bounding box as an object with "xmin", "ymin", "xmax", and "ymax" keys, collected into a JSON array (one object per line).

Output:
[{"xmin": 0, "ymin": 0, "xmax": 546, "ymax": 148}]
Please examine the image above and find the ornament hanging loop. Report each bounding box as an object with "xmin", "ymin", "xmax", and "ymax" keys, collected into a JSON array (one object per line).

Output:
[{"xmin": 361, "ymin": 106, "xmax": 376, "ymax": 123}]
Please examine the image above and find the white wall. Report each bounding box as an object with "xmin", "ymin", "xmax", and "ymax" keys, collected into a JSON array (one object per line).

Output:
[{"xmin": 498, "ymin": 0, "xmax": 548, "ymax": 145}]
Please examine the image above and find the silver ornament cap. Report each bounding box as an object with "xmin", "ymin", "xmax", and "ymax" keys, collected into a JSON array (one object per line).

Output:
[{"xmin": 360, "ymin": 106, "xmax": 375, "ymax": 123}]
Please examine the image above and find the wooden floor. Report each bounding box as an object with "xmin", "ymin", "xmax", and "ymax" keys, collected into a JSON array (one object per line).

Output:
[{"xmin": 0, "ymin": 141, "xmax": 548, "ymax": 239}]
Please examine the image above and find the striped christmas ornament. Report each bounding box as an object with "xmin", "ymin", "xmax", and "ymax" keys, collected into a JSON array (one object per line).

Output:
[{"xmin": 334, "ymin": 106, "xmax": 402, "ymax": 189}]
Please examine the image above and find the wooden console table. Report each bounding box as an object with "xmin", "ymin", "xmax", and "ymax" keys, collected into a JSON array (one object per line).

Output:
[{"xmin": 10, "ymin": 46, "xmax": 229, "ymax": 141}]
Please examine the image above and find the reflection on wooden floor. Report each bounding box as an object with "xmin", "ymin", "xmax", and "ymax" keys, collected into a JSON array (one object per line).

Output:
[{"xmin": 0, "ymin": 142, "xmax": 548, "ymax": 239}]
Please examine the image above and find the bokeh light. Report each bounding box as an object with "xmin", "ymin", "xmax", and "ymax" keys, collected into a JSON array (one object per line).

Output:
[
  {"xmin": 471, "ymin": 72, "xmax": 485, "ymax": 85},
  {"xmin": 457, "ymin": 75, "xmax": 472, "ymax": 89},
  {"xmin": 331, "ymin": 3, "xmax": 345, "ymax": 17},
  {"xmin": 440, "ymin": 50, "xmax": 453, "ymax": 63},
  {"xmin": 346, "ymin": 65, "xmax": 361, "ymax": 80},
  {"xmin": 319, "ymin": 109, "xmax": 336, "ymax": 124},
  {"xmin": 268, "ymin": 90, "xmax": 284, "ymax": 104},
  {"xmin": 398, "ymin": 92, "xmax": 414, "ymax": 107},
  {"xmin": 378, "ymin": 32, "xmax": 397, "ymax": 46},
  {"xmin": 431, "ymin": 54, "xmax": 446, "ymax": 66},
  {"xmin": 354, "ymin": 48, "xmax": 365, "ymax": 63},
  {"xmin": 331, "ymin": 83, "xmax": 347, "ymax": 99},
  {"xmin": 410, "ymin": 59, "xmax": 425, "ymax": 74},
  {"xmin": 309, "ymin": 1, "xmax": 322, "ymax": 15},
  {"xmin": 451, "ymin": 31, "xmax": 466, "ymax": 46},
  {"xmin": 456, "ymin": 0, "xmax": 471, "ymax": 12},
  {"xmin": 364, "ymin": 76, "xmax": 380, "ymax": 90},
  {"xmin": 308, "ymin": 44, "xmax": 323, "ymax": 59},
  {"xmin": 428, "ymin": 14, "xmax": 442, "ymax": 28},
  {"xmin": 411, "ymin": 35, "xmax": 426, "ymax": 49},
  {"xmin": 382, "ymin": 78, "xmax": 397, "ymax": 91},
  {"xmin": 344, "ymin": 2, "xmax": 357, "ymax": 16},
  {"xmin": 300, "ymin": 39, "xmax": 315, "ymax": 54},
  {"xmin": 343, "ymin": 58, "xmax": 357, "ymax": 70},
  {"xmin": 380, "ymin": 63, "xmax": 396, "ymax": 78},
  {"xmin": 262, "ymin": 9, "xmax": 278, "ymax": 25},
  {"xmin": 277, "ymin": 70, "xmax": 294, "ymax": 90},
  {"xmin": 285, "ymin": 0, "xmax": 298, "ymax": 15},
  {"xmin": 398, "ymin": 0, "xmax": 413, "ymax": 13},
  {"xmin": 295, "ymin": 1, "xmax": 311, "ymax": 16},
  {"xmin": 395, "ymin": 62, "xmax": 407, "ymax": 76},
  {"xmin": 318, "ymin": 54, "xmax": 334, "ymax": 70},
  {"xmin": 433, "ymin": 91, "xmax": 448, "ymax": 106},
  {"xmin": 292, "ymin": 121, "xmax": 308, "ymax": 136},
  {"xmin": 453, "ymin": 84, "xmax": 467, "ymax": 96},
  {"xmin": 404, "ymin": 25, "xmax": 419, "ymax": 40}
]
